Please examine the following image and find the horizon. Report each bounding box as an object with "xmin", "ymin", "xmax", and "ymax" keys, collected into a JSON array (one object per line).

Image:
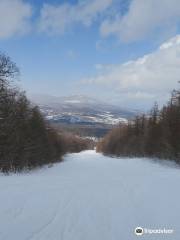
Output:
[
  {"xmin": 27, "ymin": 91, "xmax": 169, "ymax": 113},
  {"xmin": 1, "ymin": 0, "xmax": 180, "ymax": 110}
]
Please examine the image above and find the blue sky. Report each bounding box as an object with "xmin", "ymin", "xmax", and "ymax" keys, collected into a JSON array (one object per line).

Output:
[{"xmin": 1, "ymin": 0, "xmax": 180, "ymax": 109}]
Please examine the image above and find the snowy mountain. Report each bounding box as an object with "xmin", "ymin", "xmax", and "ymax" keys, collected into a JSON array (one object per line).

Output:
[{"xmin": 29, "ymin": 94, "xmax": 137, "ymax": 125}]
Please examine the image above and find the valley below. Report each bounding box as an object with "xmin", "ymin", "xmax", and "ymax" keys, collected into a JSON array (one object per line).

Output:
[{"xmin": 30, "ymin": 94, "xmax": 137, "ymax": 138}]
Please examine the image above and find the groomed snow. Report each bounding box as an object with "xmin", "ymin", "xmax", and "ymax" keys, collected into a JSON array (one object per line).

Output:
[{"xmin": 0, "ymin": 150, "xmax": 180, "ymax": 240}]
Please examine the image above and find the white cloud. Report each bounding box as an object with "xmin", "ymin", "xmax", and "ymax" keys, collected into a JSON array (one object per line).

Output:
[
  {"xmin": 100, "ymin": 0, "xmax": 180, "ymax": 42},
  {"xmin": 82, "ymin": 35, "xmax": 180, "ymax": 108},
  {"xmin": 0, "ymin": 0, "xmax": 32, "ymax": 39},
  {"xmin": 38, "ymin": 0, "xmax": 113, "ymax": 34}
]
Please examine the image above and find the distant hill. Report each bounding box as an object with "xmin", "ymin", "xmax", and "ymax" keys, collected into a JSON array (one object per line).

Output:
[{"xmin": 29, "ymin": 94, "xmax": 137, "ymax": 126}]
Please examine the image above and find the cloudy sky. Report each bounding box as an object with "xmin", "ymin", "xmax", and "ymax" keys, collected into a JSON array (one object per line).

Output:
[{"xmin": 1, "ymin": 0, "xmax": 180, "ymax": 109}]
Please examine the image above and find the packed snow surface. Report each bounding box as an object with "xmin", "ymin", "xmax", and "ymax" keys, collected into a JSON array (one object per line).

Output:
[{"xmin": 0, "ymin": 150, "xmax": 180, "ymax": 240}]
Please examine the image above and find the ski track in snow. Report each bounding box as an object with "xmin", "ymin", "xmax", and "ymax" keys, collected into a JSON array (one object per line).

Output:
[{"xmin": 0, "ymin": 150, "xmax": 180, "ymax": 240}]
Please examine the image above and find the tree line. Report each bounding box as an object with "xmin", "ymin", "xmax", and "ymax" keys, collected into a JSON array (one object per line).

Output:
[
  {"xmin": 97, "ymin": 89, "xmax": 180, "ymax": 163},
  {"xmin": 0, "ymin": 53, "xmax": 92, "ymax": 172}
]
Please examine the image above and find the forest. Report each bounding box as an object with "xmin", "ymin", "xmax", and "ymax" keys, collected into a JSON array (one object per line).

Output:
[
  {"xmin": 97, "ymin": 89, "xmax": 180, "ymax": 163},
  {"xmin": 0, "ymin": 53, "xmax": 93, "ymax": 172}
]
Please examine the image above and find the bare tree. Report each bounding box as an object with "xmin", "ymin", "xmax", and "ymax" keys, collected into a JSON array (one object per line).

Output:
[{"xmin": 0, "ymin": 53, "xmax": 19, "ymax": 88}]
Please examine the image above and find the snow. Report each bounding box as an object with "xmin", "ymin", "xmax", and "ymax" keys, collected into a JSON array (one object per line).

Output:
[
  {"xmin": 0, "ymin": 150, "xmax": 180, "ymax": 240},
  {"xmin": 44, "ymin": 111, "xmax": 128, "ymax": 125}
]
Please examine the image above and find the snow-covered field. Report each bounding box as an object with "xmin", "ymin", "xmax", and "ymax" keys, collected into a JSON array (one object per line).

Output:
[{"xmin": 0, "ymin": 150, "xmax": 180, "ymax": 240}]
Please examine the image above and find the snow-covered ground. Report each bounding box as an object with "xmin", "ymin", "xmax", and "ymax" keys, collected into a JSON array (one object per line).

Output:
[{"xmin": 0, "ymin": 150, "xmax": 180, "ymax": 240}]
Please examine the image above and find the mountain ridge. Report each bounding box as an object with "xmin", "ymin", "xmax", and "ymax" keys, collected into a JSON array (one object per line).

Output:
[{"xmin": 29, "ymin": 94, "xmax": 138, "ymax": 126}]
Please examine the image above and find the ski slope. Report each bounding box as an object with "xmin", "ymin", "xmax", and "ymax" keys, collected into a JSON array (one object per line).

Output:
[{"xmin": 0, "ymin": 150, "xmax": 180, "ymax": 240}]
